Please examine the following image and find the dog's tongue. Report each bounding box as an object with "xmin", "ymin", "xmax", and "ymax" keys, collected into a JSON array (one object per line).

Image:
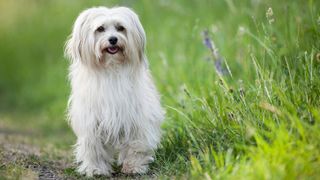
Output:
[{"xmin": 107, "ymin": 46, "xmax": 119, "ymax": 54}]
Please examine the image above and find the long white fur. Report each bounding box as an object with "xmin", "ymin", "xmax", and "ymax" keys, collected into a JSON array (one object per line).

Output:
[{"xmin": 65, "ymin": 6, "xmax": 164, "ymax": 177}]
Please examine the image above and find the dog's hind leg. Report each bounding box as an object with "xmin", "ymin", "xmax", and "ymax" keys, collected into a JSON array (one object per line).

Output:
[
  {"xmin": 118, "ymin": 140, "xmax": 155, "ymax": 174},
  {"xmin": 118, "ymin": 121, "xmax": 161, "ymax": 174}
]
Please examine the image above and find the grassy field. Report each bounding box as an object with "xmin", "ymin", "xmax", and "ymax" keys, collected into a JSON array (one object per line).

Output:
[{"xmin": 0, "ymin": 0, "xmax": 320, "ymax": 179}]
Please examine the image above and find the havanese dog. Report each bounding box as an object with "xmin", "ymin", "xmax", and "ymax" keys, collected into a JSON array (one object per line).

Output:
[{"xmin": 65, "ymin": 6, "xmax": 164, "ymax": 177}]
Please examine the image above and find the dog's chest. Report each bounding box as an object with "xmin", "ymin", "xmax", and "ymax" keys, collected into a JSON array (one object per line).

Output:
[
  {"xmin": 70, "ymin": 66, "xmax": 152, "ymax": 142},
  {"xmin": 91, "ymin": 73, "xmax": 144, "ymax": 125}
]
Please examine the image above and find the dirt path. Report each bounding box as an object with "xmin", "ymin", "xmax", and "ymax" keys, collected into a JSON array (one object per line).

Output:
[
  {"xmin": 0, "ymin": 129, "xmax": 71, "ymax": 179},
  {"xmin": 0, "ymin": 128, "xmax": 157, "ymax": 179}
]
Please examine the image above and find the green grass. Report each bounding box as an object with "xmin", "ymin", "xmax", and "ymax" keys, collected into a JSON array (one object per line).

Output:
[{"xmin": 0, "ymin": 0, "xmax": 319, "ymax": 179}]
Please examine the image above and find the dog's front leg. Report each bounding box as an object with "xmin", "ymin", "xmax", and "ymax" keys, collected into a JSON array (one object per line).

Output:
[{"xmin": 74, "ymin": 133, "xmax": 114, "ymax": 177}]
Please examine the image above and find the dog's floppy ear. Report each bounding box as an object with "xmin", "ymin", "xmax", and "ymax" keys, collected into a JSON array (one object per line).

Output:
[
  {"xmin": 131, "ymin": 13, "xmax": 148, "ymax": 67},
  {"xmin": 64, "ymin": 9, "xmax": 91, "ymax": 63},
  {"xmin": 119, "ymin": 7, "xmax": 148, "ymax": 66},
  {"xmin": 129, "ymin": 9, "xmax": 146, "ymax": 54}
]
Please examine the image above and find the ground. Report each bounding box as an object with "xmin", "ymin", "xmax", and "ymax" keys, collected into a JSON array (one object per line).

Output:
[{"xmin": 0, "ymin": 115, "xmax": 158, "ymax": 179}]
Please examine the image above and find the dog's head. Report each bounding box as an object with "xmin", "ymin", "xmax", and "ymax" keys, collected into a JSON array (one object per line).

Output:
[{"xmin": 65, "ymin": 7, "xmax": 146, "ymax": 68}]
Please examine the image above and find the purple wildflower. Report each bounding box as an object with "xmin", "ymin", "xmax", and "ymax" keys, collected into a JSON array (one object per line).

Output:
[
  {"xmin": 203, "ymin": 30, "xmax": 213, "ymax": 50},
  {"xmin": 202, "ymin": 29, "xmax": 225, "ymax": 75},
  {"xmin": 215, "ymin": 58, "xmax": 223, "ymax": 75}
]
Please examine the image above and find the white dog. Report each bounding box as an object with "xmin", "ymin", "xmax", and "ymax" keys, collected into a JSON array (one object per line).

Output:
[{"xmin": 65, "ymin": 6, "xmax": 164, "ymax": 177}]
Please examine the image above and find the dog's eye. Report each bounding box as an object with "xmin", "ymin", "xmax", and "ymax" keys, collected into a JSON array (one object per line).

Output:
[
  {"xmin": 116, "ymin": 25, "xmax": 125, "ymax": 32},
  {"xmin": 96, "ymin": 26, "xmax": 105, "ymax": 32}
]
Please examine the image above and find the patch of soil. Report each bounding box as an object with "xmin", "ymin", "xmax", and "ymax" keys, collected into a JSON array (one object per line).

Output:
[
  {"xmin": 0, "ymin": 131, "xmax": 71, "ymax": 180},
  {"xmin": 0, "ymin": 128, "xmax": 157, "ymax": 179}
]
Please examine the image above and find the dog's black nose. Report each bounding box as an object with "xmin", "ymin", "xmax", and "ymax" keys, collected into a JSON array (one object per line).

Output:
[{"xmin": 109, "ymin": 37, "xmax": 118, "ymax": 45}]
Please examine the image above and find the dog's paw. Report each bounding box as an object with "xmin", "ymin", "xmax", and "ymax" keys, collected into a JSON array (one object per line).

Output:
[
  {"xmin": 77, "ymin": 163, "xmax": 113, "ymax": 177},
  {"xmin": 121, "ymin": 162, "xmax": 148, "ymax": 174}
]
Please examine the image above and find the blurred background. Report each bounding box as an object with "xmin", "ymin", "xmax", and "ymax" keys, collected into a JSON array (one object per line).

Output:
[
  {"xmin": 0, "ymin": 0, "xmax": 319, "ymax": 178},
  {"xmin": 0, "ymin": 0, "xmax": 257, "ymax": 146}
]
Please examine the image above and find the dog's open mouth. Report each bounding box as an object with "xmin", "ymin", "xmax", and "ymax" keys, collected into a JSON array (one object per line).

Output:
[{"xmin": 105, "ymin": 46, "xmax": 120, "ymax": 54}]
